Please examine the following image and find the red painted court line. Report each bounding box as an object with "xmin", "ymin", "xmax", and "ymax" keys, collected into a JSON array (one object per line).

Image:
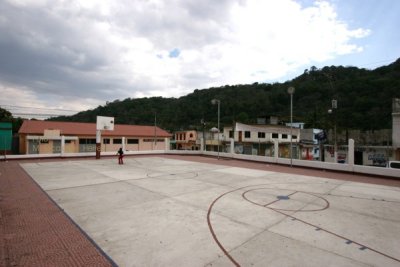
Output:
[
  {"xmin": 270, "ymin": 208, "xmax": 400, "ymax": 263},
  {"xmin": 242, "ymin": 187, "xmax": 400, "ymax": 263},
  {"xmin": 3, "ymin": 155, "xmax": 399, "ymax": 266},
  {"xmin": 207, "ymin": 187, "xmax": 242, "ymax": 267},
  {"xmin": 208, "ymin": 183, "xmax": 400, "ymax": 266}
]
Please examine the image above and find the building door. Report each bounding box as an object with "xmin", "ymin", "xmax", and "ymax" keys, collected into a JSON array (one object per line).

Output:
[
  {"xmin": 53, "ymin": 140, "xmax": 61, "ymax": 153},
  {"xmin": 28, "ymin": 140, "xmax": 39, "ymax": 154}
]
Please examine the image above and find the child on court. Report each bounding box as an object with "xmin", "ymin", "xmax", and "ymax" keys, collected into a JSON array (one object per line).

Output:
[{"xmin": 117, "ymin": 147, "xmax": 124, "ymax": 164}]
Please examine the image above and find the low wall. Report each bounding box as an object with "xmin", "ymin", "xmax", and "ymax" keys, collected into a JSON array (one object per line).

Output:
[
  {"xmin": 1, "ymin": 150, "xmax": 399, "ymax": 178},
  {"xmin": 202, "ymin": 151, "xmax": 399, "ymax": 178}
]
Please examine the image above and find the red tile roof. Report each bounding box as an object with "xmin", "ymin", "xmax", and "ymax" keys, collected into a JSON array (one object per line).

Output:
[{"xmin": 18, "ymin": 120, "xmax": 172, "ymax": 137}]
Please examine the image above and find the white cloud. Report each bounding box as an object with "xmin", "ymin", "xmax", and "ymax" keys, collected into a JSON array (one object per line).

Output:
[
  {"xmin": 0, "ymin": 84, "xmax": 102, "ymax": 118},
  {"xmin": 0, "ymin": 0, "xmax": 371, "ymax": 115}
]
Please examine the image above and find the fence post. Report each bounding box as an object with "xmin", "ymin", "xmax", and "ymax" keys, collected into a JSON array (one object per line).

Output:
[
  {"xmin": 348, "ymin": 139, "xmax": 354, "ymax": 170},
  {"xmin": 61, "ymin": 136, "xmax": 65, "ymax": 156},
  {"xmin": 165, "ymin": 138, "xmax": 170, "ymax": 151},
  {"xmin": 274, "ymin": 140, "xmax": 279, "ymax": 162},
  {"xmin": 200, "ymin": 137, "xmax": 204, "ymax": 151}
]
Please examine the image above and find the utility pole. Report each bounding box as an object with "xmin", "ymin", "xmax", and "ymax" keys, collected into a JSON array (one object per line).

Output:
[{"xmin": 154, "ymin": 111, "xmax": 157, "ymax": 150}]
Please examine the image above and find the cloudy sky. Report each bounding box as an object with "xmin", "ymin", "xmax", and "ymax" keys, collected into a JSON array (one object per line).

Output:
[{"xmin": 1, "ymin": 0, "xmax": 399, "ymax": 118}]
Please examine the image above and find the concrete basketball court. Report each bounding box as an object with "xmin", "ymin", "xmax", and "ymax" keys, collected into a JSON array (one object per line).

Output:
[{"xmin": 21, "ymin": 157, "xmax": 400, "ymax": 267}]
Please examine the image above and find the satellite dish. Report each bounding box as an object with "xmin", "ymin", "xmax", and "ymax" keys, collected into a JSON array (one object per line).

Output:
[{"xmin": 210, "ymin": 127, "xmax": 219, "ymax": 133}]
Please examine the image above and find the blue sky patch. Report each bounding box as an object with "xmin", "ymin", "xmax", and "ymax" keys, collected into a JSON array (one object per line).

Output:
[{"xmin": 169, "ymin": 48, "xmax": 181, "ymax": 58}]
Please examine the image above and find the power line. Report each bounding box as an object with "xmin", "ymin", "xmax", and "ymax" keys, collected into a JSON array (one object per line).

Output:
[
  {"xmin": 12, "ymin": 113, "xmax": 70, "ymax": 117},
  {"xmin": 0, "ymin": 104, "xmax": 79, "ymax": 112}
]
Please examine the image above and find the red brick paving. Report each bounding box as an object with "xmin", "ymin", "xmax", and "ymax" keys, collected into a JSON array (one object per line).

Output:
[
  {"xmin": 0, "ymin": 160, "xmax": 114, "ymax": 267},
  {"xmin": 0, "ymin": 155, "xmax": 399, "ymax": 267},
  {"xmin": 163, "ymin": 154, "xmax": 400, "ymax": 187}
]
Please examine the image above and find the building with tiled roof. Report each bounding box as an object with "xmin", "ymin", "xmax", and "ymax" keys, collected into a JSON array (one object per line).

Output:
[{"xmin": 18, "ymin": 120, "xmax": 172, "ymax": 154}]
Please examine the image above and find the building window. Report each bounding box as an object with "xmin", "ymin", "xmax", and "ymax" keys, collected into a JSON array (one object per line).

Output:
[
  {"xmin": 113, "ymin": 138, "xmax": 122, "ymax": 144},
  {"xmin": 127, "ymin": 138, "xmax": 139, "ymax": 144},
  {"xmin": 79, "ymin": 138, "xmax": 96, "ymax": 144},
  {"xmin": 103, "ymin": 138, "xmax": 110, "ymax": 144},
  {"xmin": 272, "ymin": 133, "xmax": 278, "ymax": 139},
  {"xmin": 78, "ymin": 138, "xmax": 96, "ymax": 153},
  {"xmin": 292, "ymin": 135, "xmax": 297, "ymax": 139},
  {"xmin": 65, "ymin": 140, "xmax": 72, "ymax": 144},
  {"xmin": 143, "ymin": 138, "xmax": 164, "ymax": 142},
  {"xmin": 282, "ymin": 134, "xmax": 288, "ymax": 139},
  {"xmin": 189, "ymin": 133, "xmax": 193, "ymax": 138},
  {"xmin": 229, "ymin": 131, "xmax": 234, "ymax": 138},
  {"xmin": 40, "ymin": 139, "xmax": 49, "ymax": 144},
  {"xmin": 244, "ymin": 131, "xmax": 251, "ymax": 138},
  {"xmin": 258, "ymin": 132, "xmax": 265, "ymax": 138}
]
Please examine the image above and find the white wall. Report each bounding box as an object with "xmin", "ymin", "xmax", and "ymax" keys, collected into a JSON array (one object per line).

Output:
[{"xmin": 393, "ymin": 113, "xmax": 400, "ymax": 148}]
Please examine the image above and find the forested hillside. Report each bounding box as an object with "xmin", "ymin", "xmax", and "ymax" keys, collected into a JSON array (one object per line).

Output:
[{"xmin": 50, "ymin": 58, "xmax": 400, "ymax": 132}]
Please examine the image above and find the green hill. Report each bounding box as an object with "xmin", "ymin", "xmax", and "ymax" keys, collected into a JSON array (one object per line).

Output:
[{"xmin": 49, "ymin": 58, "xmax": 400, "ymax": 132}]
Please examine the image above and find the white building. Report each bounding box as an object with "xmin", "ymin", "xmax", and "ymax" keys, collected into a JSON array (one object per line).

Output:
[
  {"xmin": 221, "ymin": 122, "xmax": 300, "ymax": 157},
  {"xmin": 286, "ymin": 122, "xmax": 305, "ymax": 129},
  {"xmin": 299, "ymin": 128, "xmax": 323, "ymax": 160}
]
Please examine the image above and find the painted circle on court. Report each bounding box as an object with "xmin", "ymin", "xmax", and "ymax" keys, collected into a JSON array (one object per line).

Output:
[{"xmin": 242, "ymin": 187, "xmax": 329, "ymax": 212}]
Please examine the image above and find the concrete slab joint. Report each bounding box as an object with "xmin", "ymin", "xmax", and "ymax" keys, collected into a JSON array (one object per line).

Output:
[{"xmin": 7, "ymin": 156, "xmax": 399, "ymax": 266}]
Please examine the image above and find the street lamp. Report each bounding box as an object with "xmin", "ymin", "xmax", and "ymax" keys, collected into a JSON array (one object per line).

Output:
[
  {"xmin": 201, "ymin": 119, "xmax": 206, "ymax": 151},
  {"xmin": 287, "ymin": 87, "xmax": 295, "ymax": 167},
  {"xmin": 328, "ymin": 99, "xmax": 338, "ymax": 163},
  {"xmin": 211, "ymin": 99, "xmax": 220, "ymax": 159}
]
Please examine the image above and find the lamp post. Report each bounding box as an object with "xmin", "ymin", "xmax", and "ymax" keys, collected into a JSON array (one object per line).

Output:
[
  {"xmin": 154, "ymin": 111, "xmax": 157, "ymax": 150},
  {"xmin": 287, "ymin": 87, "xmax": 295, "ymax": 167},
  {"xmin": 328, "ymin": 99, "xmax": 337, "ymax": 163},
  {"xmin": 211, "ymin": 99, "xmax": 220, "ymax": 159},
  {"xmin": 201, "ymin": 119, "xmax": 206, "ymax": 151}
]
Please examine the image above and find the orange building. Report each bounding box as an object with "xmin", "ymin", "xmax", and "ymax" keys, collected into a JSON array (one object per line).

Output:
[
  {"xmin": 18, "ymin": 120, "xmax": 172, "ymax": 154},
  {"xmin": 174, "ymin": 130, "xmax": 199, "ymax": 150}
]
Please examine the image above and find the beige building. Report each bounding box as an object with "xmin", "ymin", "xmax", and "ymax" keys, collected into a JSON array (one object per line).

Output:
[{"xmin": 18, "ymin": 120, "xmax": 172, "ymax": 154}]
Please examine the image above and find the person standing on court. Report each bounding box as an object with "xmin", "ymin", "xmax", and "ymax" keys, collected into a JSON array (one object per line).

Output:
[{"xmin": 117, "ymin": 147, "xmax": 124, "ymax": 164}]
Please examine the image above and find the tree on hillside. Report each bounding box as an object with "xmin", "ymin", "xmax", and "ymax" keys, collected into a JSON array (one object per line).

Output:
[
  {"xmin": 0, "ymin": 107, "xmax": 24, "ymax": 133},
  {"xmin": 0, "ymin": 107, "xmax": 12, "ymax": 121},
  {"xmin": 48, "ymin": 58, "xmax": 400, "ymax": 131}
]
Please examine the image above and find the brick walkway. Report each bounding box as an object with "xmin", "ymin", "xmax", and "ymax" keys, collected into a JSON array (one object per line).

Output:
[
  {"xmin": 165, "ymin": 154, "xmax": 400, "ymax": 187},
  {"xmin": 0, "ymin": 160, "xmax": 114, "ymax": 267},
  {"xmin": 0, "ymin": 155, "xmax": 399, "ymax": 266}
]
